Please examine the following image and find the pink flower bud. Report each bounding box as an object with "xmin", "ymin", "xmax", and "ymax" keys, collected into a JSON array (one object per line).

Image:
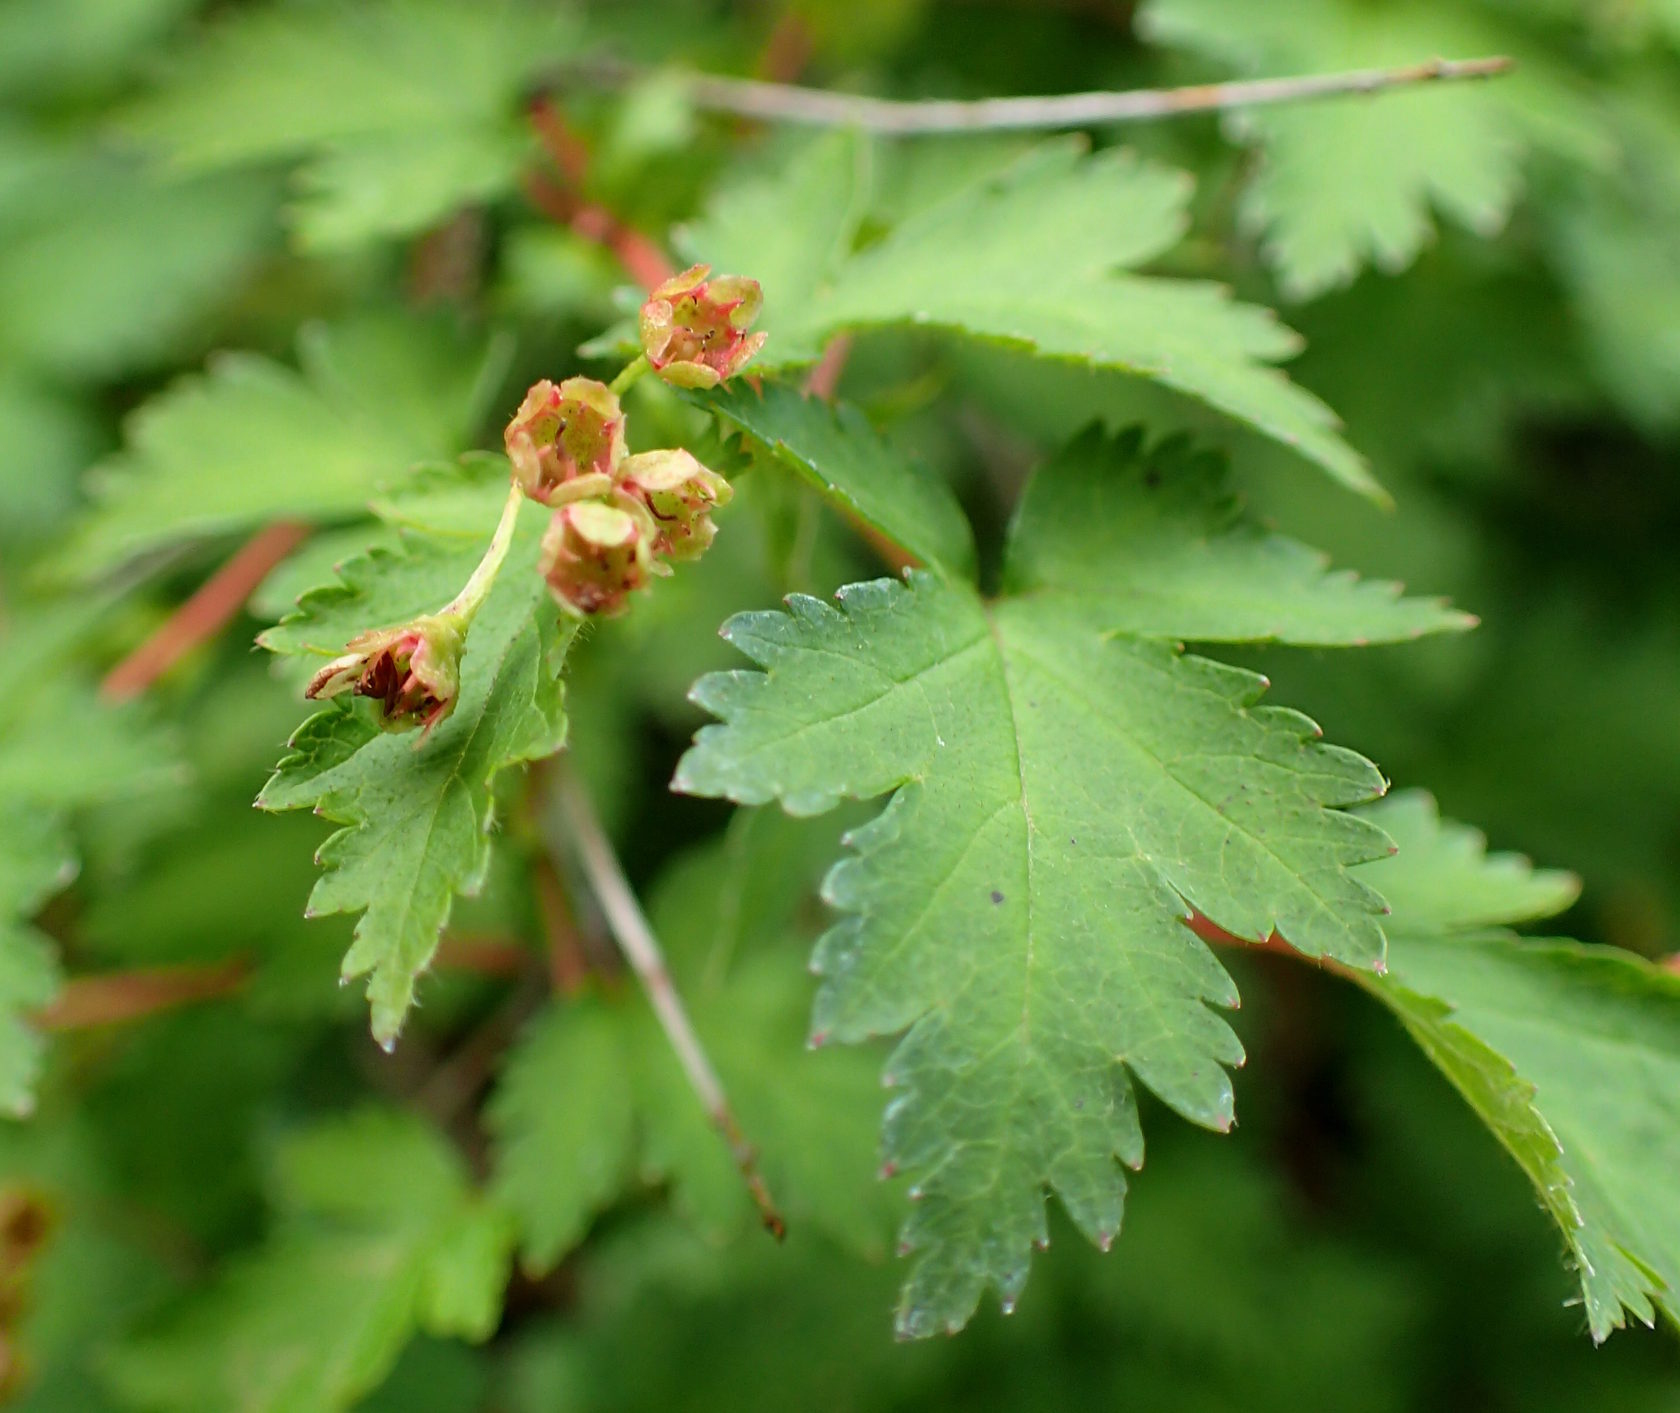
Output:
[
  {"xmin": 305, "ymin": 614, "xmax": 464, "ymax": 734},
  {"xmin": 540, "ymin": 500, "xmax": 651, "ymax": 618},
  {"xmin": 619, "ymin": 449, "xmax": 733, "ymax": 563},
  {"xmin": 639, "ymin": 264, "xmax": 767, "ymax": 389},
  {"xmin": 503, "ymin": 377, "xmax": 626, "ymax": 503}
]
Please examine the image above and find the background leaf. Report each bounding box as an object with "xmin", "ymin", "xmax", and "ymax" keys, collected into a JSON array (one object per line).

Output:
[
  {"xmin": 1358, "ymin": 793, "xmax": 1680, "ymax": 1340},
  {"xmin": 684, "ymin": 136, "xmax": 1379, "ymax": 496},
  {"xmin": 1004, "ymin": 427, "xmax": 1474, "ymax": 643},
  {"xmin": 64, "ymin": 317, "xmax": 504, "ymax": 576}
]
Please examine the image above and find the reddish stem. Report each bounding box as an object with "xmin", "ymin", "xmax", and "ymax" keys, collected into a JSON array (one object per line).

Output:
[
  {"xmin": 802, "ymin": 334, "xmax": 853, "ymax": 401},
  {"xmin": 524, "ymin": 101, "xmax": 675, "ymax": 291},
  {"xmin": 756, "ymin": 13, "xmax": 815, "ymax": 84},
  {"xmin": 434, "ymin": 934, "xmax": 534, "ymax": 978},
  {"xmin": 522, "ymin": 173, "xmax": 675, "ymax": 292},
  {"xmin": 528, "ymin": 95, "xmax": 591, "ymax": 186},
  {"xmin": 37, "ymin": 935, "xmax": 538, "ymax": 1032},
  {"xmin": 101, "ymin": 521, "xmax": 311, "ymax": 702},
  {"xmin": 36, "ymin": 960, "xmax": 251, "ymax": 1030},
  {"xmin": 532, "ymin": 856, "xmax": 590, "ymax": 995}
]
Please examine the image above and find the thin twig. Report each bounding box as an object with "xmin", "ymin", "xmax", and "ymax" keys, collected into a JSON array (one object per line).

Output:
[
  {"xmin": 101, "ymin": 521, "xmax": 311, "ymax": 702},
  {"xmin": 543, "ymin": 55, "xmax": 1513, "ymax": 136},
  {"xmin": 553, "ymin": 774, "xmax": 786, "ymax": 1239}
]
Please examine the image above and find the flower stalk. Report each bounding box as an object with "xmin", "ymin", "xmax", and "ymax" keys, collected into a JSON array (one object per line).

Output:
[
  {"xmin": 444, "ymin": 481, "xmax": 525, "ymax": 621},
  {"xmin": 609, "ymin": 354, "xmax": 650, "ymax": 398}
]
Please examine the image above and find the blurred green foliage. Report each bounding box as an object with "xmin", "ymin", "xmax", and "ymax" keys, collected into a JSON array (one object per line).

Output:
[{"xmin": 1, "ymin": 0, "xmax": 1678, "ymax": 1408}]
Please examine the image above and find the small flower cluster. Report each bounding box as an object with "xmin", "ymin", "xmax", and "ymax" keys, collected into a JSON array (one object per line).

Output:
[
  {"xmin": 304, "ymin": 269, "xmax": 764, "ymax": 735},
  {"xmin": 506, "ymin": 382, "xmax": 732, "ymax": 617}
]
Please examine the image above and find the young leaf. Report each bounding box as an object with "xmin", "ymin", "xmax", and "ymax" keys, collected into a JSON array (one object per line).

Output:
[
  {"xmin": 1003, "ymin": 428, "xmax": 1475, "ymax": 644},
  {"xmin": 63, "ymin": 315, "xmax": 502, "ymax": 576},
  {"xmin": 685, "ymin": 137, "xmax": 1377, "ymax": 497},
  {"xmin": 105, "ymin": 1109, "xmax": 513, "ymax": 1412},
  {"xmin": 696, "ymin": 381, "xmax": 977, "ymax": 580},
  {"xmin": 1357, "ymin": 793, "xmax": 1680, "ymax": 1341},
  {"xmin": 259, "ymin": 517, "xmax": 573, "ymax": 1046},
  {"xmin": 676, "ymin": 496, "xmax": 1396, "ymax": 1333}
]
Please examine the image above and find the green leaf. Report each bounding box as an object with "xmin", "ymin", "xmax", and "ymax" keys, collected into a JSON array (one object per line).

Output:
[
  {"xmin": 106, "ymin": 1109, "xmax": 513, "ymax": 1412},
  {"xmin": 0, "ymin": 682, "xmax": 178, "ymax": 810},
  {"xmin": 1004, "ymin": 428, "xmax": 1475, "ymax": 644},
  {"xmin": 64, "ymin": 316, "xmax": 503, "ymax": 576},
  {"xmin": 0, "ymin": 819, "xmax": 71, "ymax": 1118},
  {"xmin": 489, "ymin": 809, "xmax": 894, "ymax": 1273},
  {"xmin": 1356, "ymin": 793, "xmax": 1680, "ymax": 1340},
  {"xmin": 121, "ymin": 0, "xmax": 579, "ymax": 249},
  {"xmin": 0, "ymin": 375, "xmax": 96, "ymax": 545},
  {"xmin": 0, "ymin": 619, "xmax": 182, "ymax": 1116},
  {"xmin": 489, "ymin": 999, "xmax": 637, "ymax": 1272},
  {"xmin": 1540, "ymin": 82, "xmax": 1680, "ymax": 433},
  {"xmin": 1358, "ymin": 791, "xmax": 1581, "ymax": 933},
  {"xmin": 0, "ymin": 0, "xmax": 197, "ymax": 99},
  {"xmin": 0, "ymin": 149, "xmax": 275, "ymax": 379},
  {"xmin": 1140, "ymin": 0, "xmax": 1610, "ymax": 300},
  {"xmin": 692, "ymin": 137, "xmax": 1376, "ymax": 497},
  {"xmin": 696, "ymin": 381, "xmax": 977, "ymax": 581},
  {"xmin": 259, "ymin": 514, "xmax": 574, "ymax": 1046},
  {"xmin": 675, "ymin": 554, "xmax": 1392, "ymax": 1335}
]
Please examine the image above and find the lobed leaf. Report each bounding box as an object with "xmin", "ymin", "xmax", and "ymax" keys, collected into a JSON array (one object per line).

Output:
[
  {"xmin": 676, "ymin": 561, "xmax": 1392, "ymax": 1335},
  {"xmin": 1004, "ymin": 427, "xmax": 1476, "ymax": 644},
  {"xmin": 64, "ymin": 316, "xmax": 502, "ymax": 576},
  {"xmin": 683, "ymin": 136, "xmax": 1378, "ymax": 497},
  {"xmin": 1140, "ymin": 0, "xmax": 1610, "ymax": 300},
  {"xmin": 121, "ymin": 0, "xmax": 579, "ymax": 249},
  {"xmin": 259, "ymin": 517, "xmax": 573, "ymax": 1046}
]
